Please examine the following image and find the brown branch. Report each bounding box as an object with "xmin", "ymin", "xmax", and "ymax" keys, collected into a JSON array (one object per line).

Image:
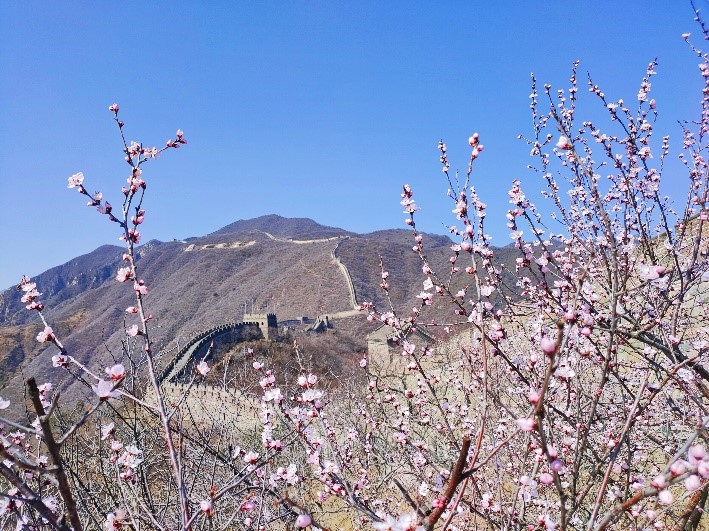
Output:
[
  {"xmin": 0, "ymin": 460, "xmax": 68, "ymax": 531},
  {"xmin": 27, "ymin": 377, "xmax": 84, "ymax": 531},
  {"xmin": 678, "ymin": 483, "xmax": 709, "ymax": 530},
  {"xmin": 595, "ymin": 487, "xmax": 658, "ymax": 531},
  {"xmin": 425, "ymin": 436, "xmax": 471, "ymax": 530}
]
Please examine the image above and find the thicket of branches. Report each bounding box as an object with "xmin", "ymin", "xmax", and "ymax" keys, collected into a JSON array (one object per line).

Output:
[{"xmin": 2, "ymin": 9, "xmax": 709, "ymax": 531}]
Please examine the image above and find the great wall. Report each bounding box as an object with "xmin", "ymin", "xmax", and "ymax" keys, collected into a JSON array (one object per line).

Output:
[{"xmin": 153, "ymin": 232, "xmax": 363, "ymax": 425}]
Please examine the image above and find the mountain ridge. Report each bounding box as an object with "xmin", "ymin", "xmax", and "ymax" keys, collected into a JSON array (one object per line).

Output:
[{"xmin": 0, "ymin": 215, "xmax": 517, "ymax": 405}]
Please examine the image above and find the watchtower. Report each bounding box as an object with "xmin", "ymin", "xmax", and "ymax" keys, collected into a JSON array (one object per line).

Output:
[{"xmin": 243, "ymin": 313, "xmax": 278, "ymax": 340}]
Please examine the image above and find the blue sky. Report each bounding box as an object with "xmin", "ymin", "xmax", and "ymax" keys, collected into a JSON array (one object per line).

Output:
[{"xmin": 0, "ymin": 1, "xmax": 702, "ymax": 290}]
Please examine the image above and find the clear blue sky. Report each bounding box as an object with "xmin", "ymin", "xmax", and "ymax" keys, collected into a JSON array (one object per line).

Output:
[{"xmin": 0, "ymin": 1, "xmax": 702, "ymax": 290}]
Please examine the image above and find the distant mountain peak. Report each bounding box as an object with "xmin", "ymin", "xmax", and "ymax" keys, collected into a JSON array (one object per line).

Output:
[{"xmin": 209, "ymin": 215, "xmax": 352, "ymax": 240}]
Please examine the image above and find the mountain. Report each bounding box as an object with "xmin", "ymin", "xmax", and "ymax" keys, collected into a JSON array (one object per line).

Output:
[
  {"xmin": 208, "ymin": 214, "xmax": 353, "ymax": 240},
  {"xmin": 0, "ymin": 216, "xmax": 519, "ymax": 404}
]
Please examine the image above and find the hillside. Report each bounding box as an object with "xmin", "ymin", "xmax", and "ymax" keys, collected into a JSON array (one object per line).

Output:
[{"xmin": 0, "ymin": 215, "xmax": 520, "ymax": 404}]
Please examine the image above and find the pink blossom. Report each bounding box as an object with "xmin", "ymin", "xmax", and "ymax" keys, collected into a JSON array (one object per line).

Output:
[
  {"xmin": 125, "ymin": 306, "xmax": 138, "ymax": 314},
  {"xmin": 36, "ymin": 326, "xmax": 54, "ymax": 343},
  {"xmin": 0, "ymin": 397, "xmax": 10, "ymax": 410},
  {"xmin": 101, "ymin": 422, "xmax": 115, "ymax": 440},
  {"xmin": 528, "ymin": 389, "xmax": 541, "ymax": 404},
  {"xmin": 698, "ymin": 461, "xmax": 709, "ymax": 479},
  {"xmin": 657, "ymin": 489, "xmax": 673, "ymax": 505},
  {"xmin": 87, "ymin": 191, "xmax": 103, "ymax": 206},
  {"xmin": 240, "ymin": 500, "xmax": 255, "ymax": 512},
  {"xmin": 126, "ymin": 324, "xmax": 141, "ymax": 337},
  {"xmin": 516, "ymin": 417, "xmax": 535, "ymax": 432},
  {"xmin": 104, "ymin": 509, "xmax": 126, "ymax": 530},
  {"xmin": 539, "ymin": 472, "xmax": 554, "ymax": 485},
  {"xmin": 401, "ymin": 197, "xmax": 419, "ymax": 214},
  {"xmin": 200, "ymin": 499, "xmax": 213, "ymax": 516},
  {"xmin": 133, "ymin": 281, "xmax": 149, "ymax": 296},
  {"xmin": 196, "ymin": 361, "xmax": 210, "ymax": 376},
  {"xmin": 432, "ymin": 497, "xmax": 447, "ymax": 508},
  {"xmin": 20, "ymin": 281, "xmax": 41, "ymax": 305},
  {"xmin": 689, "ymin": 445, "xmax": 707, "ymax": 461},
  {"xmin": 20, "ymin": 291, "xmax": 38, "ymax": 304},
  {"xmin": 105, "ymin": 364, "xmax": 125, "ymax": 381},
  {"xmin": 685, "ymin": 475, "xmax": 702, "ymax": 492},
  {"xmin": 651, "ymin": 475, "xmax": 667, "ymax": 489},
  {"xmin": 452, "ymin": 199, "xmax": 467, "ymax": 219},
  {"xmin": 416, "ymin": 291, "xmax": 433, "ymax": 304},
  {"xmin": 244, "ymin": 451, "xmax": 259, "ymax": 463},
  {"xmin": 264, "ymin": 388, "xmax": 283, "ymax": 402},
  {"xmin": 556, "ymin": 364, "xmax": 576, "ymax": 379},
  {"xmin": 670, "ymin": 459, "xmax": 688, "ymax": 477},
  {"xmin": 108, "ymin": 103, "xmax": 119, "ymax": 113},
  {"xmin": 92, "ymin": 379, "xmax": 120, "ymax": 400},
  {"xmin": 556, "ymin": 135, "xmax": 572, "ymax": 150},
  {"xmin": 119, "ymin": 229, "xmax": 140, "ymax": 244},
  {"xmin": 21, "ymin": 292, "xmax": 39, "ymax": 305},
  {"xmin": 480, "ymin": 285, "xmax": 495, "ymax": 297},
  {"xmin": 52, "ymin": 354, "xmax": 68, "ymax": 367},
  {"xmin": 116, "ymin": 267, "xmax": 132, "ymax": 282},
  {"xmin": 143, "ymin": 147, "xmax": 159, "ymax": 159},
  {"xmin": 295, "ymin": 513, "xmax": 312, "ymax": 528},
  {"xmin": 540, "ymin": 336, "xmax": 557, "ymax": 356},
  {"xmin": 302, "ymin": 389, "xmax": 323, "ymax": 402},
  {"xmin": 638, "ymin": 264, "xmax": 666, "ymax": 281},
  {"xmin": 259, "ymin": 373, "xmax": 275, "ymax": 388},
  {"xmin": 372, "ymin": 513, "xmax": 418, "ymax": 531},
  {"xmin": 67, "ymin": 172, "xmax": 84, "ymax": 188}
]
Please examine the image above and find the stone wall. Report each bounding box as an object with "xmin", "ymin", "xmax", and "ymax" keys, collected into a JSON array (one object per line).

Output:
[{"xmin": 155, "ymin": 382, "xmax": 260, "ymax": 433}]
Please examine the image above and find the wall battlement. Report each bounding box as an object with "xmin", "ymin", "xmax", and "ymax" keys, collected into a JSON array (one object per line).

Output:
[{"xmin": 158, "ymin": 314, "xmax": 277, "ymax": 383}]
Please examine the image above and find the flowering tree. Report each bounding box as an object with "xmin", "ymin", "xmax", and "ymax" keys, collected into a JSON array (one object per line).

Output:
[
  {"xmin": 262, "ymin": 20, "xmax": 709, "ymax": 531},
  {"xmin": 0, "ymin": 108, "xmax": 317, "ymax": 530},
  {"xmin": 2, "ymin": 9, "xmax": 709, "ymax": 531}
]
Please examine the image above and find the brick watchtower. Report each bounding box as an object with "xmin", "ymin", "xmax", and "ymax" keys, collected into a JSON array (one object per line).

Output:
[{"xmin": 243, "ymin": 313, "xmax": 278, "ymax": 340}]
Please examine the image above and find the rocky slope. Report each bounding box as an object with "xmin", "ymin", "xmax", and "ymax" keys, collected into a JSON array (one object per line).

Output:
[{"xmin": 0, "ymin": 215, "xmax": 519, "ymax": 404}]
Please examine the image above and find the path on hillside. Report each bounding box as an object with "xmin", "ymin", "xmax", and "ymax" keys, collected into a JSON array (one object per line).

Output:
[{"xmin": 262, "ymin": 231, "xmax": 359, "ymax": 313}]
